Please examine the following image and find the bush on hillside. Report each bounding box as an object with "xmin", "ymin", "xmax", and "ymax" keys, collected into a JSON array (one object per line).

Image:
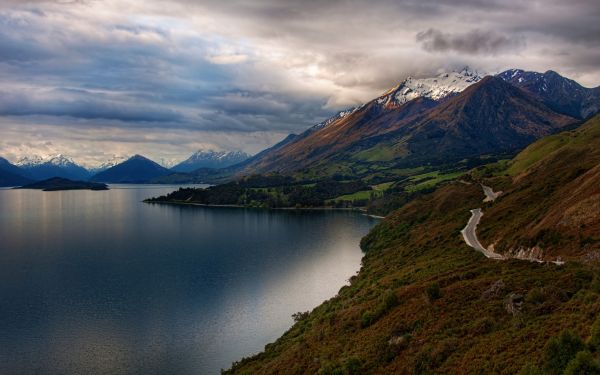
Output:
[
  {"xmin": 590, "ymin": 316, "xmax": 600, "ymax": 352},
  {"xmin": 563, "ymin": 351, "xmax": 600, "ymax": 375},
  {"xmin": 543, "ymin": 330, "xmax": 585, "ymax": 374},
  {"xmin": 426, "ymin": 282, "xmax": 441, "ymax": 301}
]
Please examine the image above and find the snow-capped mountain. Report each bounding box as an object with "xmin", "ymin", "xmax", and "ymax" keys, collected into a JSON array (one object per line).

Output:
[
  {"xmin": 16, "ymin": 154, "xmax": 90, "ymax": 180},
  {"xmin": 497, "ymin": 69, "xmax": 600, "ymax": 119},
  {"xmin": 308, "ymin": 67, "xmax": 484, "ymax": 134},
  {"xmin": 171, "ymin": 150, "xmax": 251, "ymax": 172},
  {"xmin": 375, "ymin": 67, "xmax": 485, "ymax": 109},
  {"xmin": 15, "ymin": 155, "xmax": 44, "ymax": 168},
  {"xmin": 89, "ymin": 155, "xmax": 129, "ymax": 174}
]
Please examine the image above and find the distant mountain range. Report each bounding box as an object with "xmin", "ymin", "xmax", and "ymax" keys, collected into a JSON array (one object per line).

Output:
[
  {"xmin": 16, "ymin": 154, "xmax": 91, "ymax": 181},
  {"xmin": 171, "ymin": 150, "xmax": 250, "ymax": 172},
  {"xmin": 1, "ymin": 68, "xmax": 599, "ymax": 186}
]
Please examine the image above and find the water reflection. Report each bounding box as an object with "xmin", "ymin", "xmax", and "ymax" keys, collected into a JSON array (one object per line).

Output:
[{"xmin": 0, "ymin": 186, "xmax": 377, "ymax": 374}]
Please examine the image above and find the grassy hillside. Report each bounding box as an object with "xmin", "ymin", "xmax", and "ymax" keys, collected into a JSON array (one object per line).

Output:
[
  {"xmin": 223, "ymin": 116, "xmax": 600, "ymax": 374},
  {"xmin": 478, "ymin": 114, "xmax": 600, "ymax": 260}
]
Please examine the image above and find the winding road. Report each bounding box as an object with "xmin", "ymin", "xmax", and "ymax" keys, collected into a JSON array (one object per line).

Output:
[
  {"xmin": 461, "ymin": 183, "xmax": 565, "ymax": 265},
  {"xmin": 482, "ymin": 184, "xmax": 502, "ymax": 202},
  {"xmin": 461, "ymin": 185, "xmax": 504, "ymax": 260},
  {"xmin": 461, "ymin": 208, "xmax": 504, "ymax": 259}
]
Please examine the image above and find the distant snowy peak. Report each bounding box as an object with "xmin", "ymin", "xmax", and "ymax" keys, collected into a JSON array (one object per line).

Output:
[
  {"xmin": 90, "ymin": 155, "xmax": 129, "ymax": 173},
  {"xmin": 171, "ymin": 149, "xmax": 251, "ymax": 172},
  {"xmin": 377, "ymin": 67, "xmax": 486, "ymax": 108},
  {"xmin": 16, "ymin": 155, "xmax": 44, "ymax": 167},
  {"xmin": 497, "ymin": 68, "xmax": 600, "ymax": 119},
  {"xmin": 309, "ymin": 107, "xmax": 360, "ymax": 132},
  {"xmin": 497, "ymin": 69, "xmax": 584, "ymax": 92},
  {"xmin": 16, "ymin": 154, "xmax": 78, "ymax": 167},
  {"xmin": 188, "ymin": 150, "xmax": 250, "ymax": 161},
  {"xmin": 46, "ymin": 154, "xmax": 77, "ymax": 167}
]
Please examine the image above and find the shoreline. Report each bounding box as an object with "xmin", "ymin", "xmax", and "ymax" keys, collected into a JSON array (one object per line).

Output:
[{"xmin": 144, "ymin": 199, "xmax": 385, "ymax": 218}]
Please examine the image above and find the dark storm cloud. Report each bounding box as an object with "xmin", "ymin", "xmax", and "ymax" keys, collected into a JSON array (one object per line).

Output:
[
  {"xmin": 0, "ymin": 89, "xmax": 183, "ymax": 122},
  {"xmin": 416, "ymin": 28, "xmax": 525, "ymax": 55}
]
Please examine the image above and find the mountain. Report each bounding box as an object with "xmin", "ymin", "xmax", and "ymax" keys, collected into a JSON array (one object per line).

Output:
[
  {"xmin": 0, "ymin": 157, "xmax": 33, "ymax": 187},
  {"xmin": 374, "ymin": 67, "xmax": 484, "ymax": 109},
  {"xmin": 224, "ymin": 115, "xmax": 600, "ymax": 375},
  {"xmin": 16, "ymin": 154, "xmax": 91, "ymax": 181},
  {"xmin": 0, "ymin": 156, "xmax": 28, "ymax": 177},
  {"xmin": 240, "ymin": 74, "xmax": 577, "ymax": 178},
  {"xmin": 88, "ymin": 155, "xmax": 129, "ymax": 174},
  {"xmin": 498, "ymin": 69, "xmax": 600, "ymax": 119},
  {"xmin": 171, "ymin": 150, "xmax": 251, "ymax": 172},
  {"xmin": 90, "ymin": 154, "xmax": 171, "ymax": 183}
]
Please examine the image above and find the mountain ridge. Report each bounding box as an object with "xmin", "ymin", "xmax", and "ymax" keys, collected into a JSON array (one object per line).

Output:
[
  {"xmin": 90, "ymin": 154, "xmax": 171, "ymax": 183},
  {"xmin": 497, "ymin": 69, "xmax": 600, "ymax": 119},
  {"xmin": 239, "ymin": 74, "xmax": 578, "ymax": 178},
  {"xmin": 15, "ymin": 154, "xmax": 90, "ymax": 181}
]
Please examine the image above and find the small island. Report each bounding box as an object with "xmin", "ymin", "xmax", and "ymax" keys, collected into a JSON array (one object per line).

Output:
[{"xmin": 16, "ymin": 177, "xmax": 109, "ymax": 191}]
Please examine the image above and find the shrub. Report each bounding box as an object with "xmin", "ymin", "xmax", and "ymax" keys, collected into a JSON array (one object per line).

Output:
[
  {"xmin": 590, "ymin": 316, "xmax": 600, "ymax": 352},
  {"xmin": 318, "ymin": 358, "xmax": 363, "ymax": 375},
  {"xmin": 563, "ymin": 351, "xmax": 600, "ymax": 375},
  {"xmin": 426, "ymin": 282, "xmax": 441, "ymax": 301},
  {"xmin": 344, "ymin": 357, "xmax": 363, "ymax": 374},
  {"xmin": 382, "ymin": 289, "xmax": 399, "ymax": 310},
  {"xmin": 526, "ymin": 288, "xmax": 546, "ymax": 305},
  {"xmin": 543, "ymin": 330, "xmax": 585, "ymax": 374},
  {"xmin": 292, "ymin": 311, "xmax": 310, "ymax": 323},
  {"xmin": 361, "ymin": 310, "xmax": 375, "ymax": 328},
  {"xmin": 470, "ymin": 317, "xmax": 495, "ymax": 335},
  {"xmin": 413, "ymin": 345, "xmax": 434, "ymax": 375},
  {"xmin": 518, "ymin": 363, "xmax": 543, "ymax": 375}
]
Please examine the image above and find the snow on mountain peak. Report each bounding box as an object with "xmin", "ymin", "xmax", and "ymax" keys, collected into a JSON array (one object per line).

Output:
[
  {"xmin": 98, "ymin": 155, "xmax": 129, "ymax": 169},
  {"xmin": 16, "ymin": 155, "xmax": 44, "ymax": 167},
  {"xmin": 16, "ymin": 154, "xmax": 79, "ymax": 167},
  {"xmin": 376, "ymin": 67, "xmax": 486, "ymax": 108},
  {"xmin": 47, "ymin": 154, "xmax": 76, "ymax": 167},
  {"xmin": 187, "ymin": 149, "xmax": 250, "ymax": 162}
]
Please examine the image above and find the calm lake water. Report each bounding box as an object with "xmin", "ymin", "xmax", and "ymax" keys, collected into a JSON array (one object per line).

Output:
[{"xmin": 0, "ymin": 185, "xmax": 377, "ymax": 374}]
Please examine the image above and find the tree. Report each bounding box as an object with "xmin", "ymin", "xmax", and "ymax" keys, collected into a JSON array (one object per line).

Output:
[
  {"xmin": 543, "ymin": 330, "xmax": 585, "ymax": 374},
  {"xmin": 590, "ymin": 316, "xmax": 600, "ymax": 352},
  {"xmin": 563, "ymin": 351, "xmax": 600, "ymax": 375}
]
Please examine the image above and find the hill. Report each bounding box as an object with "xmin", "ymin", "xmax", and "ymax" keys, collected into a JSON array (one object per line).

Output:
[
  {"xmin": 475, "ymin": 114, "xmax": 600, "ymax": 261},
  {"xmin": 239, "ymin": 75, "xmax": 577, "ymax": 179},
  {"xmin": 17, "ymin": 177, "xmax": 108, "ymax": 191},
  {"xmin": 90, "ymin": 155, "xmax": 171, "ymax": 183},
  {"xmin": 223, "ymin": 115, "xmax": 600, "ymax": 374}
]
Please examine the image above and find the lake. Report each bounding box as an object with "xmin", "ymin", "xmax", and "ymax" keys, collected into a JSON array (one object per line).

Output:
[{"xmin": 0, "ymin": 185, "xmax": 378, "ymax": 374}]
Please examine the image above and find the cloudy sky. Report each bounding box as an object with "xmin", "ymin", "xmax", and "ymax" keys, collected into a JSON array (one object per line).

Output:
[{"xmin": 1, "ymin": 0, "xmax": 599, "ymax": 167}]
